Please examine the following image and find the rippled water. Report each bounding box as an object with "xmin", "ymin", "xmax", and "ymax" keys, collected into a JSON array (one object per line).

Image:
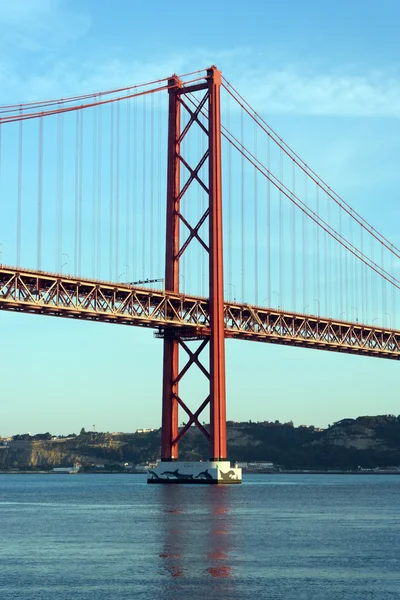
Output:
[{"xmin": 0, "ymin": 474, "xmax": 399, "ymax": 599}]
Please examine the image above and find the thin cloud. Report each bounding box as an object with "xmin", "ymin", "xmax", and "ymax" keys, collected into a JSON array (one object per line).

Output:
[
  {"xmin": 0, "ymin": 0, "xmax": 55, "ymax": 25},
  {"xmin": 0, "ymin": 1, "xmax": 398, "ymax": 120},
  {"xmin": 0, "ymin": 48, "xmax": 242, "ymax": 103},
  {"xmin": 1, "ymin": 23, "xmax": 399, "ymax": 121},
  {"xmin": 0, "ymin": 0, "xmax": 90, "ymax": 54},
  {"xmin": 241, "ymin": 68, "xmax": 400, "ymax": 118}
]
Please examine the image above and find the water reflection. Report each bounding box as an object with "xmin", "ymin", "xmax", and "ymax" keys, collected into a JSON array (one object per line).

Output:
[
  {"xmin": 205, "ymin": 486, "xmax": 232, "ymax": 579},
  {"xmin": 157, "ymin": 484, "xmax": 239, "ymax": 597},
  {"xmin": 159, "ymin": 499, "xmax": 185, "ymax": 579}
]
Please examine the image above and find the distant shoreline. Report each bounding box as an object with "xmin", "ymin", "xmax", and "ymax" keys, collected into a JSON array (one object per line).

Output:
[{"xmin": 1, "ymin": 470, "xmax": 399, "ymax": 476}]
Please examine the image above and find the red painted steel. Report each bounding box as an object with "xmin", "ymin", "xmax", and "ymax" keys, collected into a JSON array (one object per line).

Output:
[
  {"xmin": 207, "ymin": 67, "xmax": 227, "ymax": 460},
  {"xmin": 1, "ymin": 266, "xmax": 400, "ymax": 362},
  {"xmin": 160, "ymin": 67, "xmax": 228, "ymax": 461},
  {"xmin": 161, "ymin": 76, "xmax": 182, "ymax": 461}
]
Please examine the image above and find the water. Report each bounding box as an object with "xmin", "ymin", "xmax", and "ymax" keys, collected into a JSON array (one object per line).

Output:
[{"xmin": 0, "ymin": 474, "xmax": 399, "ymax": 599}]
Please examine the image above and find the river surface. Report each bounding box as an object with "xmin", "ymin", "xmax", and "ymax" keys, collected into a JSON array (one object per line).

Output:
[{"xmin": 0, "ymin": 473, "xmax": 399, "ymax": 599}]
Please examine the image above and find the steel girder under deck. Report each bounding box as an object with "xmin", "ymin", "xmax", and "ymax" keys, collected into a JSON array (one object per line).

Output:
[{"xmin": 1, "ymin": 266, "xmax": 400, "ymax": 360}]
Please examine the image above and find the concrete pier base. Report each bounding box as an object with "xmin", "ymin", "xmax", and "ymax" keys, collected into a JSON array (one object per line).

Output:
[{"xmin": 147, "ymin": 461, "xmax": 242, "ymax": 484}]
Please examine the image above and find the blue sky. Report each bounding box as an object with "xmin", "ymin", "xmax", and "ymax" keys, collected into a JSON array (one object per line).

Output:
[{"xmin": 0, "ymin": 0, "xmax": 400, "ymax": 436}]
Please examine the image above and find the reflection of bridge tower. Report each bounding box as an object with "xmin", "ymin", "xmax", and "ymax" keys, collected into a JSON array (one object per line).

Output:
[
  {"xmin": 157, "ymin": 486, "xmax": 238, "ymax": 598},
  {"xmin": 148, "ymin": 67, "xmax": 241, "ymax": 484}
]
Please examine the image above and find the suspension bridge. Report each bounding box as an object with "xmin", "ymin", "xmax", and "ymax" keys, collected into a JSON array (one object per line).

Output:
[{"xmin": 1, "ymin": 66, "xmax": 399, "ymax": 483}]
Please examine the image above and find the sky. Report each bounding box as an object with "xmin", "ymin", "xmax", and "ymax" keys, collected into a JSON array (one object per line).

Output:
[{"xmin": 0, "ymin": 0, "xmax": 400, "ymax": 436}]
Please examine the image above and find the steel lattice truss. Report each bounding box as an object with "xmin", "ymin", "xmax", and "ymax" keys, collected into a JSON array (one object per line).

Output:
[{"xmin": 1, "ymin": 266, "xmax": 400, "ymax": 360}]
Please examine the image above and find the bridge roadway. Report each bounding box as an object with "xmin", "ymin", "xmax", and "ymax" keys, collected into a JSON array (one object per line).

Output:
[{"xmin": 0, "ymin": 265, "xmax": 399, "ymax": 360}]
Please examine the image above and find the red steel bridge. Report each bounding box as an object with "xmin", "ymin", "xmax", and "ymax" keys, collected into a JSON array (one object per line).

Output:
[{"xmin": 1, "ymin": 66, "xmax": 399, "ymax": 462}]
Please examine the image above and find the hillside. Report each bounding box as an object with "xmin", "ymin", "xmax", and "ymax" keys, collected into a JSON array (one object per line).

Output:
[{"xmin": 1, "ymin": 415, "xmax": 400, "ymax": 471}]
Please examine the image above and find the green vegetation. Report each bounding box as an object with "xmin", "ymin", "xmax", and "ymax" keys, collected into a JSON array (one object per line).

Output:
[{"xmin": 1, "ymin": 415, "xmax": 400, "ymax": 471}]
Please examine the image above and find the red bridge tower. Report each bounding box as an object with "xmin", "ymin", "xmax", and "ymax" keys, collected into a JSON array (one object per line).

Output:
[{"xmin": 148, "ymin": 67, "xmax": 241, "ymax": 484}]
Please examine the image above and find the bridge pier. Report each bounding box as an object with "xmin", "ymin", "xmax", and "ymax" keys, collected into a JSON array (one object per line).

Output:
[{"xmin": 148, "ymin": 461, "xmax": 241, "ymax": 484}]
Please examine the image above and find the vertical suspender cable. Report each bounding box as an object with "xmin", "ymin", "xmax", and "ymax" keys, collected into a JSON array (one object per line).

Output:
[
  {"xmin": 371, "ymin": 235, "xmax": 375, "ymax": 323},
  {"xmin": 303, "ymin": 174, "xmax": 307, "ymax": 311},
  {"xmin": 241, "ymin": 107, "xmax": 245, "ymax": 302},
  {"xmin": 142, "ymin": 95, "xmax": 146, "ymax": 278},
  {"xmin": 291, "ymin": 160, "xmax": 295, "ymax": 311},
  {"xmin": 338, "ymin": 206, "xmax": 343, "ymax": 315},
  {"xmin": 115, "ymin": 101, "xmax": 120, "ymax": 279},
  {"xmin": 109, "ymin": 104, "xmax": 114, "ymax": 281},
  {"xmin": 97, "ymin": 103, "xmax": 102, "ymax": 279},
  {"xmin": 357, "ymin": 226, "xmax": 360, "ymax": 321},
  {"xmin": 57, "ymin": 109, "xmax": 64, "ymax": 273},
  {"xmin": 74, "ymin": 111, "xmax": 79, "ymax": 275},
  {"xmin": 157, "ymin": 88, "xmax": 162, "ymax": 284},
  {"xmin": 78, "ymin": 110, "xmax": 83, "ymax": 275},
  {"xmin": 336, "ymin": 204, "xmax": 340, "ymax": 318},
  {"xmin": 349, "ymin": 216, "xmax": 354, "ymax": 319},
  {"xmin": 126, "ymin": 94, "xmax": 131, "ymax": 282},
  {"xmin": 355, "ymin": 224, "xmax": 359, "ymax": 321},
  {"xmin": 392, "ymin": 245, "xmax": 396, "ymax": 329},
  {"xmin": 279, "ymin": 147, "xmax": 283, "ymax": 307},
  {"xmin": 17, "ymin": 110, "xmax": 23, "ymax": 266},
  {"xmin": 0, "ymin": 121, "xmax": 2, "ymax": 257},
  {"xmin": 324, "ymin": 193, "xmax": 328, "ymax": 317},
  {"xmin": 0, "ymin": 121, "xmax": 2, "ymax": 208},
  {"xmin": 344, "ymin": 214, "xmax": 349, "ymax": 318},
  {"xmin": 381, "ymin": 243, "xmax": 386, "ymax": 323},
  {"xmin": 150, "ymin": 92, "xmax": 154, "ymax": 278},
  {"xmin": 132, "ymin": 89, "xmax": 137, "ymax": 279},
  {"xmin": 0, "ymin": 122, "xmax": 2, "ymax": 264},
  {"xmin": 92, "ymin": 103, "xmax": 97, "ymax": 276},
  {"xmin": 315, "ymin": 184, "xmax": 319, "ymax": 313},
  {"xmin": 254, "ymin": 121, "xmax": 258, "ymax": 305},
  {"xmin": 360, "ymin": 227, "xmax": 364, "ymax": 323},
  {"xmin": 327, "ymin": 193, "xmax": 331, "ymax": 317},
  {"xmin": 37, "ymin": 116, "xmax": 43, "ymax": 270},
  {"xmin": 267, "ymin": 135, "xmax": 271, "ymax": 305}
]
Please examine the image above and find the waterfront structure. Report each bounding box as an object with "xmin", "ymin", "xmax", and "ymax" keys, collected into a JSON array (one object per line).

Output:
[
  {"xmin": 52, "ymin": 466, "xmax": 80, "ymax": 474},
  {"xmin": 148, "ymin": 461, "xmax": 241, "ymax": 484}
]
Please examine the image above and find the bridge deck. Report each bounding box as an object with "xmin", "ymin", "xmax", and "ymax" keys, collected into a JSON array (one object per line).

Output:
[{"xmin": 0, "ymin": 266, "xmax": 399, "ymax": 360}]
